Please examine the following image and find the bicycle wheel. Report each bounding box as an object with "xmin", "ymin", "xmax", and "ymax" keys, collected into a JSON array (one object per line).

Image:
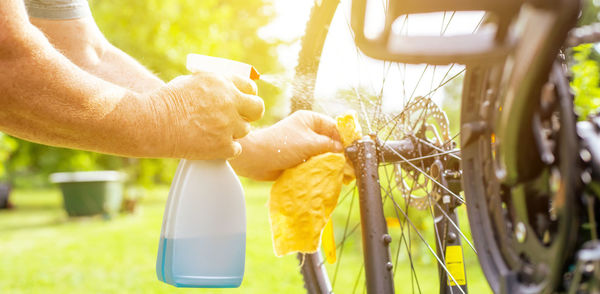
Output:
[
  {"xmin": 290, "ymin": 1, "xmax": 486, "ymax": 293},
  {"xmin": 460, "ymin": 2, "xmax": 582, "ymax": 293}
]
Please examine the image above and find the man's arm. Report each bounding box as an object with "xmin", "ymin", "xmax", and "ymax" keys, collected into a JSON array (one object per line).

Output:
[
  {"xmin": 1, "ymin": 0, "xmax": 340, "ymax": 180},
  {"xmin": 0, "ymin": 0, "xmax": 154, "ymax": 156},
  {"xmin": 30, "ymin": 16, "xmax": 165, "ymax": 92},
  {"xmin": 0, "ymin": 0, "xmax": 262, "ymax": 160}
]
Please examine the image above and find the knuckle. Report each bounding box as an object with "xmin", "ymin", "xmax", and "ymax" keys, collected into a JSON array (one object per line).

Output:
[
  {"xmin": 199, "ymin": 73, "xmax": 228, "ymax": 86},
  {"xmin": 227, "ymin": 141, "xmax": 242, "ymax": 157},
  {"xmin": 246, "ymin": 80, "xmax": 258, "ymax": 95},
  {"xmin": 254, "ymin": 97, "xmax": 265, "ymax": 114},
  {"xmin": 294, "ymin": 110, "xmax": 311, "ymax": 119},
  {"xmin": 241, "ymin": 122, "xmax": 251, "ymax": 135},
  {"xmin": 216, "ymin": 135, "xmax": 234, "ymax": 149},
  {"xmin": 242, "ymin": 96, "xmax": 264, "ymax": 121},
  {"xmin": 234, "ymin": 75, "xmax": 257, "ymax": 95},
  {"xmin": 232, "ymin": 120, "xmax": 250, "ymax": 139},
  {"xmin": 215, "ymin": 76, "xmax": 230, "ymax": 86}
]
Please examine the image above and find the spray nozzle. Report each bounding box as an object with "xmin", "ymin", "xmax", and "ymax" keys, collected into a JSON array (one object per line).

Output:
[{"xmin": 186, "ymin": 54, "xmax": 260, "ymax": 81}]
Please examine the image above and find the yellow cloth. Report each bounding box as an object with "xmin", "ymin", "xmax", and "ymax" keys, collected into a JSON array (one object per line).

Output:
[
  {"xmin": 269, "ymin": 112, "xmax": 362, "ymax": 257},
  {"xmin": 336, "ymin": 112, "xmax": 363, "ymax": 147}
]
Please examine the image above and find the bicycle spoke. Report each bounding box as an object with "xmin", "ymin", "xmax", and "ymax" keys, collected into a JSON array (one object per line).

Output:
[
  {"xmin": 384, "ymin": 160, "xmax": 448, "ymax": 294},
  {"xmin": 414, "ymin": 137, "xmax": 461, "ymax": 160},
  {"xmin": 382, "ymin": 165, "xmax": 424, "ymax": 293},
  {"xmin": 294, "ymin": 1, "xmax": 485, "ymax": 292},
  {"xmin": 433, "ymin": 201, "xmax": 477, "ymax": 254},
  {"xmin": 379, "ymin": 149, "xmax": 460, "ymax": 165},
  {"xmin": 381, "ymin": 184, "xmax": 466, "ymax": 294},
  {"xmin": 352, "ymin": 264, "xmax": 365, "ymax": 294},
  {"xmin": 332, "ymin": 187, "xmax": 357, "ymax": 287},
  {"xmin": 388, "ymin": 145, "xmax": 465, "ymax": 204}
]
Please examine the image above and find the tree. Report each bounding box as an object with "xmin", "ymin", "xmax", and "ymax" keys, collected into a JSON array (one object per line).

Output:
[
  {"xmin": 579, "ymin": 0, "xmax": 600, "ymax": 26},
  {"xmin": 6, "ymin": 0, "xmax": 284, "ymax": 187}
]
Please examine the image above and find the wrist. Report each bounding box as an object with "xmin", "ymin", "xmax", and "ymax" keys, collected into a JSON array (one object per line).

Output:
[
  {"xmin": 127, "ymin": 89, "xmax": 177, "ymax": 158},
  {"xmin": 229, "ymin": 135, "xmax": 255, "ymax": 174},
  {"xmin": 229, "ymin": 129, "xmax": 275, "ymax": 180}
]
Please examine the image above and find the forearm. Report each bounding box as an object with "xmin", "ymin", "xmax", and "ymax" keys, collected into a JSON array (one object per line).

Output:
[
  {"xmin": 0, "ymin": 6, "xmax": 165, "ymax": 157},
  {"xmin": 30, "ymin": 16, "xmax": 165, "ymax": 93},
  {"xmin": 86, "ymin": 43, "xmax": 166, "ymax": 92}
]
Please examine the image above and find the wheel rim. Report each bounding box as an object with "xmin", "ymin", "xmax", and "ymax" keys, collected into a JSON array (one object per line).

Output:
[
  {"xmin": 461, "ymin": 62, "xmax": 580, "ymax": 293},
  {"xmin": 291, "ymin": 1, "xmax": 486, "ymax": 292}
]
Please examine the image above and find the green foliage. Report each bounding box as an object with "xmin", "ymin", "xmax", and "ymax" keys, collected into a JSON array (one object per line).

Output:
[
  {"xmin": 579, "ymin": 0, "xmax": 600, "ymax": 26},
  {"xmin": 8, "ymin": 0, "xmax": 283, "ymax": 188},
  {"xmin": 89, "ymin": 0, "xmax": 284, "ymax": 123},
  {"xmin": 442, "ymin": 74, "xmax": 463, "ymax": 138},
  {"xmin": 0, "ymin": 133, "xmax": 18, "ymax": 181},
  {"xmin": 571, "ymin": 44, "xmax": 600, "ymax": 119}
]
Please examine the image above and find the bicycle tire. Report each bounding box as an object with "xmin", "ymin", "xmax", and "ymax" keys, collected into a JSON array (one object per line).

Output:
[
  {"xmin": 290, "ymin": 1, "xmax": 340, "ymax": 293},
  {"xmin": 291, "ymin": 1, "xmax": 480, "ymax": 293},
  {"xmin": 460, "ymin": 2, "xmax": 582, "ymax": 292},
  {"xmin": 290, "ymin": 0, "xmax": 340, "ymax": 114}
]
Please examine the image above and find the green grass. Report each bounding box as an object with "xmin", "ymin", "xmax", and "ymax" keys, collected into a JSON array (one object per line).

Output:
[
  {"xmin": 0, "ymin": 182, "xmax": 492, "ymax": 293},
  {"xmin": 0, "ymin": 183, "xmax": 304, "ymax": 294}
]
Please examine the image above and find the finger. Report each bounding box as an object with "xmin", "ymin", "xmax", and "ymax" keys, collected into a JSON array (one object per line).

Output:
[
  {"xmin": 308, "ymin": 134, "xmax": 344, "ymax": 156},
  {"xmin": 224, "ymin": 141, "xmax": 243, "ymax": 159},
  {"xmin": 169, "ymin": 74, "xmax": 192, "ymax": 85},
  {"xmin": 230, "ymin": 75, "xmax": 258, "ymax": 95},
  {"xmin": 304, "ymin": 111, "xmax": 342, "ymax": 144},
  {"xmin": 233, "ymin": 121, "xmax": 252, "ymax": 139},
  {"xmin": 236, "ymin": 93, "xmax": 265, "ymax": 122}
]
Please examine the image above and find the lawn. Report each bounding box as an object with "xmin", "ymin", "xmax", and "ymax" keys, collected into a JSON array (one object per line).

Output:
[
  {"xmin": 0, "ymin": 181, "xmax": 491, "ymax": 293},
  {"xmin": 0, "ymin": 183, "xmax": 305, "ymax": 293}
]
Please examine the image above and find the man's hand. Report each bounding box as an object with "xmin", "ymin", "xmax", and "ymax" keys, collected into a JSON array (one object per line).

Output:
[
  {"xmin": 146, "ymin": 72, "xmax": 264, "ymax": 160},
  {"xmin": 0, "ymin": 0, "xmax": 264, "ymax": 160},
  {"xmin": 230, "ymin": 110, "xmax": 343, "ymax": 181}
]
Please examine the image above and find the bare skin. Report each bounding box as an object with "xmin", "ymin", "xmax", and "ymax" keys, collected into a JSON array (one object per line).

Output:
[
  {"xmin": 0, "ymin": 0, "xmax": 341, "ymax": 180},
  {"xmin": 231, "ymin": 111, "xmax": 343, "ymax": 181},
  {"xmin": 29, "ymin": 16, "xmax": 165, "ymax": 92}
]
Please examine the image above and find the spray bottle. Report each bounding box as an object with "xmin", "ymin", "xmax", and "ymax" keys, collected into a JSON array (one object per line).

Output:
[{"xmin": 156, "ymin": 54, "xmax": 260, "ymax": 288}]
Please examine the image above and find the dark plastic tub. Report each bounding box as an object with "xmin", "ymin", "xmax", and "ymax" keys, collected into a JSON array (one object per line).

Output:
[
  {"xmin": 50, "ymin": 171, "xmax": 125, "ymax": 217},
  {"xmin": 0, "ymin": 183, "xmax": 11, "ymax": 209}
]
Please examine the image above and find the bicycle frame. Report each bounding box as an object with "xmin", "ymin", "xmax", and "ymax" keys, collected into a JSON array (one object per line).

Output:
[{"xmin": 346, "ymin": 136, "xmax": 467, "ymax": 294}]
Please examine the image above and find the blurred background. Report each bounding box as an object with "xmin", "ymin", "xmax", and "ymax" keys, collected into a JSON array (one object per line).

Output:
[{"xmin": 2, "ymin": 0, "xmax": 600, "ymax": 293}]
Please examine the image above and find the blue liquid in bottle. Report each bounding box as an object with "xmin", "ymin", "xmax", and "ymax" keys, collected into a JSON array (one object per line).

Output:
[
  {"xmin": 156, "ymin": 159, "xmax": 246, "ymax": 288},
  {"xmin": 157, "ymin": 233, "xmax": 245, "ymax": 287}
]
